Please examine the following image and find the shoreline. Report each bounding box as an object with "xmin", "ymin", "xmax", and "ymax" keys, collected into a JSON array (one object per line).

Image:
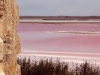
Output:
[{"xmin": 19, "ymin": 19, "xmax": 100, "ymax": 24}]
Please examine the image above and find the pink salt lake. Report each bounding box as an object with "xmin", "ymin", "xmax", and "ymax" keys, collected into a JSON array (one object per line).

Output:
[{"xmin": 17, "ymin": 23, "xmax": 100, "ymax": 64}]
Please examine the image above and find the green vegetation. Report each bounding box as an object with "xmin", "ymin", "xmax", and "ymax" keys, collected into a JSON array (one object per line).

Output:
[{"xmin": 17, "ymin": 57, "xmax": 100, "ymax": 75}]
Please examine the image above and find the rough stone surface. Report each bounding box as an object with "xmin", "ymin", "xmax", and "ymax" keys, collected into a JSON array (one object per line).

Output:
[{"xmin": 0, "ymin": 0, "xmax": 21, "ymax": 75}]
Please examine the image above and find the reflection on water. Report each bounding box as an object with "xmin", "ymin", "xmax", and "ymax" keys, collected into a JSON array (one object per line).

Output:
[{"xmin": 17, "ymin": 23, "xmax": 100, "ymax": 64}]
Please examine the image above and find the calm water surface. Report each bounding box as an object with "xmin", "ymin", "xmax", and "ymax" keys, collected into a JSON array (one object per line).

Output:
[{"xmin": 17, "ymin": 23, "xmax": 100, "ymax": 64}]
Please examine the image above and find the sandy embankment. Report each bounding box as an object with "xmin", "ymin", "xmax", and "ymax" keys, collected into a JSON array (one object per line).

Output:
[{"xmin": 19, "ymin": 19, "xmax": 100, "ymax": 24}]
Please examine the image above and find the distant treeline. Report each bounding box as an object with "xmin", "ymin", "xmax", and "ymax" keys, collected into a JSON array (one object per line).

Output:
[{"xmin": 20, "ymin": 16, "xmax": 100, "ymax": 20}]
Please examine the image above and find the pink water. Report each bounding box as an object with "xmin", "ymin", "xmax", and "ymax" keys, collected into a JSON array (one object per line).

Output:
[
  {"xmin": 17, "ymin": 23, "xmax": 100, "ymax": 64},
  {"xmin": 18, "ymin": 23, "xmax": 100, "ymax": 32}
]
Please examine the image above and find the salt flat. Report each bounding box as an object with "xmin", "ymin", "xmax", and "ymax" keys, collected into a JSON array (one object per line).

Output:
[{"xmin": 20, "ymin": 19, "xmax": 100, "ymax": 23}]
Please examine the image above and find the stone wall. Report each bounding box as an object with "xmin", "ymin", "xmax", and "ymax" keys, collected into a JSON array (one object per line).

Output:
[{"xmin": 0, "ymin": 0, "xmax": 21, "ymax": 75}]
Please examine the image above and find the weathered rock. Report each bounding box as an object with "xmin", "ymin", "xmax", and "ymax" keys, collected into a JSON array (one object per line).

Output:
[{"xmin": 0, "ymin": 0, "xmax": 21, "ymax": 75}]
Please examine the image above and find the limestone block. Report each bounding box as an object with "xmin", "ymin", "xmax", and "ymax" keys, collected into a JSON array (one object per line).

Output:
[
  {"xmin": 0, "ymin": 0, "xmax": 21, "ymax": 75},
  {"xmin": 0, "ymin": 70, "xmax": 5, "ymax": 75},
  {"xmin": 0, "ymin": 38, "xmax": 3, "ymax": 61},
  {"xmin": 15, "ymin": 33, "xmax": 21, "ymax": 55}
]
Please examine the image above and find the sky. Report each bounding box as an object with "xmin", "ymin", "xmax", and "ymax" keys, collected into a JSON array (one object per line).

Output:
[{"xmin": 16, "ymin": 0, "xmax": 100, "ymax": 16}]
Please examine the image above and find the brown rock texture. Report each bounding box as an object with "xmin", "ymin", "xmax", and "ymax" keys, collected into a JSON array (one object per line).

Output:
[{"xmin": 0, "ymin": 0, "xmax": 21, "ymax": 75}]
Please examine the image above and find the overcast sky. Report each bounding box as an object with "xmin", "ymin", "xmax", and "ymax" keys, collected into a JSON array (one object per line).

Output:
[{"xmin": 16, "ymin": 0, "xmax": 100, "ymax": 16}]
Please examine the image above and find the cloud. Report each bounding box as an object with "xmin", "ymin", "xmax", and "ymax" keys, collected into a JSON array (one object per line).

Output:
[{"xmin": 16, "ymin": 0, "xmax": 100, "ymax": 16}]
